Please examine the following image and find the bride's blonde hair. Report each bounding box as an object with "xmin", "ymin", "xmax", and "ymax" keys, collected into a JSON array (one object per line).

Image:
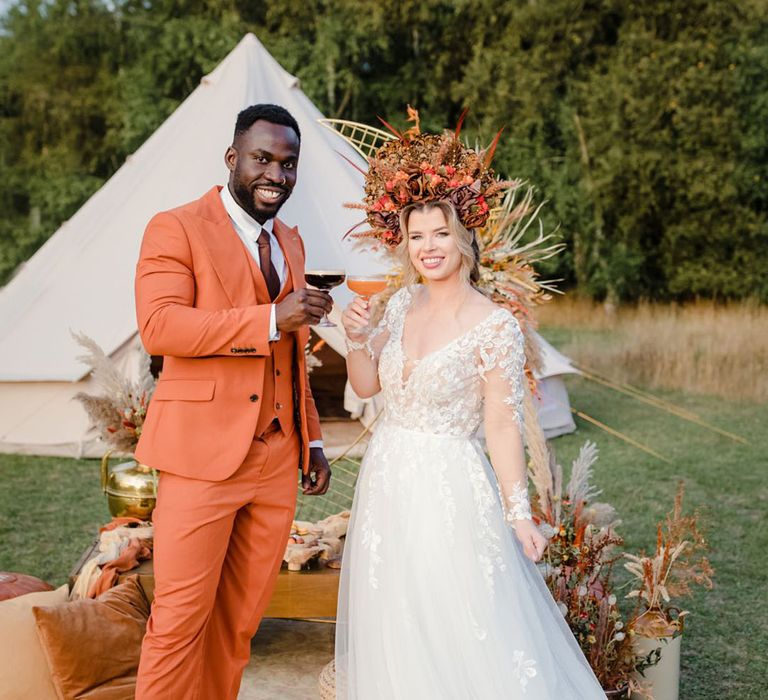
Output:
[{"xmin": 397, "ymin": 201, "xmax": 480, "ymax": 287}]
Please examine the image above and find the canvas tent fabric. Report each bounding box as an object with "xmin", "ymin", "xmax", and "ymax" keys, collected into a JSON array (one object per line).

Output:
[{"xmin": 0, "ymin": 33, "xmax": 575, "ymax": 457}]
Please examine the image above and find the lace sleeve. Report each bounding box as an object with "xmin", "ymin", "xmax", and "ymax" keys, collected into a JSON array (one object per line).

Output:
[
  {"xmin": 479, "ymin": 311, "xmax": 525, "ymax": 430},
  {"xmin": 361, "ymin": 286, "xmax": 409, "ymax": 362},
  {"xmin": 480, "ymin": 312, "xmax": 531, "ymax": 524}
]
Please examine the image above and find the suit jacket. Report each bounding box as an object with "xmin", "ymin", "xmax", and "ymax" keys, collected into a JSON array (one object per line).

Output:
[{"xmin": 134, "ymin": 186, "xmax": 321, "ymax": 480}]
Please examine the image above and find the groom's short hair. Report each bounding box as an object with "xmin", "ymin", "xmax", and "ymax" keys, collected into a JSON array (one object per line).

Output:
[{"xmin": 234, "ymin": 104, "xmax": 301, "ymax": 143}]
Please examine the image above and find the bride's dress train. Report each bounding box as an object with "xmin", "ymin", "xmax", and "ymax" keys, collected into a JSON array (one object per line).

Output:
[{"xmin": 335, "ymin": 287, "xmax": 605, "ymax": 699}]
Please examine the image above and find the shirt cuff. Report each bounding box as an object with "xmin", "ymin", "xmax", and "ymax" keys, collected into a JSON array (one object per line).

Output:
[
  {"xmin": 268, "ymin": 304, "xmax": 280, "ymax": 341},
  {"xmin": 308, "ymin": 440, "xmax": 324, "ymax": 449}
]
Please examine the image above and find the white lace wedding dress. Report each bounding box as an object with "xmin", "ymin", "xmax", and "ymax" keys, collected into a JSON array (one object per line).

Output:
[{"xmin": 335, "ymin": 287, "xmax": 605, "ymax": 699}]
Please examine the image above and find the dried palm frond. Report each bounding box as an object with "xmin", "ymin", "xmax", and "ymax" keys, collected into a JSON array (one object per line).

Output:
[
  {"xmin": 583, "ymin": 502, "xmax": 619, "ymax": 530},
  {"xmin": 522, "ymin": 381, "xmax": 553, "ymax": 517},
  {"xmin": 137, "ymin": 349, "xmax": 155, "ymax": 396},
  {"xmin": 476, "ymin": 186, "xmax": 565, "ymax": 373}
]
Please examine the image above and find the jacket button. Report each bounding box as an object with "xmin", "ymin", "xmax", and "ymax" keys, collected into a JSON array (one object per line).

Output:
[
  {"xmin": 249, "ymin": 394, "xmax": 259, "ymax": 402},
  {"xmin": 275, "ymin": 369, "xmax": 281, "ymax": 376},
  {"xmin": 276, "ymin": 402, "xmax": 283, "ymax": 410}
]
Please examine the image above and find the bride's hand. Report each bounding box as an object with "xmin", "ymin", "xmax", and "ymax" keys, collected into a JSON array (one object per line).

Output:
[
  {"xmin": 513, "ymin": 520, "xmax": 548, "ymax": 562},
  {"xmin": 342, "ymin": 296, "xmax": 371, "ymax": 342}
]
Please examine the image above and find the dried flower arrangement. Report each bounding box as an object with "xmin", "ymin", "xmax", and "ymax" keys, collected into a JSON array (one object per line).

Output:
[
  {"xmin": 305, "ymin": 338, "xmax": 325, "ymax": 375},
  {"xmin": 528, "ymin": 438, "xmax": 646, "ymax": 695},
  {"xmin": 624, "ymin": 482, "xmax": 714, "ymax": 638},
  {"xmin": 344, "ymin": 106, "xmax": 515, "ymax": 247},
  {"xmin": 72, "ymin": 332, "xmax": 156, "ymax": 454},
  {"xmin": 522, "ymin": 386, "xmax": 713, "ymax": 696},
  {"xmin": 475, "ymin": 185, "xmax": 564, "ymax": 373}
]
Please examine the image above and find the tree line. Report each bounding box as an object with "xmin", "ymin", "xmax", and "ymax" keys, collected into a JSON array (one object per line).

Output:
[{"xmin": 1, "ymin": 0, "xmax": 766, "ymax": 302}]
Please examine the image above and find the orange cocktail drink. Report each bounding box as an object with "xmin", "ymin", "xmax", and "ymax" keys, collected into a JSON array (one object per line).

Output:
[{"xmin": 347, "ymin": 275, "xmax": 388, "ymax": 297}]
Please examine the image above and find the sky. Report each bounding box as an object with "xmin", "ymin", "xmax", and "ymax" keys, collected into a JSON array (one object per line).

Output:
[{"xmin": 0, "ymin": 0, "xmax": 13, "ymax": 24}]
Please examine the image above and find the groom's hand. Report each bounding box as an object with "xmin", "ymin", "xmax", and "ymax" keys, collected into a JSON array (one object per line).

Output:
[
  {"xmin": 276, "ymin": 289, "xmax": 333, "ymax": 332},
  {"xmin": 302, "ymin": 447, "xmax": 332, "ymax": 495}
]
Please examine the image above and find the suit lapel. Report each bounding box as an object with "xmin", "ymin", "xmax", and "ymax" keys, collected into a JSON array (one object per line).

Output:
[
  {"xmin": 195, "ymin": 187, "xmax": 305, "ymax": 307},
  {"xmin": 196, "ymin": 187, "xmax": 259, "ymax": 307}
]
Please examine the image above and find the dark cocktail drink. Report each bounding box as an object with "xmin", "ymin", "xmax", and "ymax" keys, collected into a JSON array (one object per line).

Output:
[
  {"xmin": 304, "ymin": 270, "xmax": 346, "ymax": 327},
  {"xmin": 305, "ymin": 271, "xmax": 346, "ymax": 290}
]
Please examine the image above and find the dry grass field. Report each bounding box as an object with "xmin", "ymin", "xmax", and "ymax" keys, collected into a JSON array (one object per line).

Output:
[{"xmin": 537, "ymin": 297, "xmax": 768, "ymax": 403}]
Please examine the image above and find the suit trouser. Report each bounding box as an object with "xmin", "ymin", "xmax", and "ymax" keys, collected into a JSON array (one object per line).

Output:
[{"xmin": 135, "ymin": 423, "xmax": 300, "ymax": 700}]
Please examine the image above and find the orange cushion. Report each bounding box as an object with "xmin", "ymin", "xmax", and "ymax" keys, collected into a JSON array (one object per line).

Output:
[
  {"xmin": 33, "ymin": 575, "xmax": 150, "ymax": 699},
  {"xmin": 0, "ymin": 585, "xmax": 67, "ymax": 700}
]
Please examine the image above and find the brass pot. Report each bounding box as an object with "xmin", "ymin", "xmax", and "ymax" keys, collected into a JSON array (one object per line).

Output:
[{"xmin": 100, "ymin": 451, "xmax": 158, "ymax": 521}]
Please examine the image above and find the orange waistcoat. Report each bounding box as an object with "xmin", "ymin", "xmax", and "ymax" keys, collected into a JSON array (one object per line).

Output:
[{"xmin": 248, "ymin": 256, "xmax": 296, "ymax": 438}]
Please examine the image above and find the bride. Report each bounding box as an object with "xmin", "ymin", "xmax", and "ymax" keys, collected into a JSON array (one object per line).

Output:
[{"xmin": 334, "ymin": 131, "xmax": 605, "ymax": 698}]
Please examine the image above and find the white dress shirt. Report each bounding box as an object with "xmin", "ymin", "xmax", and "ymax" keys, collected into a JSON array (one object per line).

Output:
[
  {"xmin": 220, "ymin": 186, "xmax": 323, "ymax": 450},
  {"xmin": 221, "ymin": 185, "xmax": 285, "ymax": 340}
]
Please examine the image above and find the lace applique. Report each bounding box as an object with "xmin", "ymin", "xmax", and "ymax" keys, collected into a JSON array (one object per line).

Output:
[
  {"xmin": 361, "ymin": 518, "xmax": 382, "ymax": 590},
  {"xmin": 468, "ymin": 607, "xmax": 488, "ymax": 641},
  {"xmin": 468, "ymin": 459, "xmax": 505, "ymax": 594},
  {"xmin": 512, "ymin": 650, "xmax": 538, "ymax": 692},
  {"xmin": 364, "ymin": 287, "xmax": 410, "ymax": 361},
  {"xmin": 436, "ymin": 463, "xmax": 456, "ymax": 537},
  {"xmin": 477, "ymin": 311, "xmax": 526, "ymax": 433},
  {"xmin": 505, "ymin": 481, "xmax": 533, "ymax": 523},
  {"xmin": 360, "ymin": 466, "xmax": 390, "ymax": 590},
  {"xmin": 365, "ymin": 287, "xmax": 528, "ymax": 591},
  {"xmin": 376, "ymin": 286, "xmax": 525, "ymax": 438}
]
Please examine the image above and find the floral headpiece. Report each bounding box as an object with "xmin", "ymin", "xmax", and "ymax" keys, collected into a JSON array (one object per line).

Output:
[{"xmin": 345, "ymin": 107, "xmax": 514, "ymax": 248}]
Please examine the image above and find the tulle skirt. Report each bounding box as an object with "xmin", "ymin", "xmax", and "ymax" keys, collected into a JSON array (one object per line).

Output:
[{"xmin": 334, "ymin": 423, "xmax": 605, "ymax": 699}]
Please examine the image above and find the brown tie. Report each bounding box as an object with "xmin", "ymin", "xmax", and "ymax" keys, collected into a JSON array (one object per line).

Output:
[{"xmin": 257, "ymin": 228, "xmax": 281, "ymax": 301}]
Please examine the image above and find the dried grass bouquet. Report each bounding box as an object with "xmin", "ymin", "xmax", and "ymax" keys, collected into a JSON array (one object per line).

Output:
[{"xmin": 72, "ymin": 332, "xmax": 156, "ymax": 453}]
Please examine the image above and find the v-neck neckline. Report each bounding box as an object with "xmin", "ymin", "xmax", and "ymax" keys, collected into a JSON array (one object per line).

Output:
[{"xmin": 398, "ymin": 287, "xmax": 506, "ymax": 386}]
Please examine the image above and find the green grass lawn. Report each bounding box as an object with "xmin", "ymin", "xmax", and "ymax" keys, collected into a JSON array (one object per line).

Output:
[
  {"xmin": 0, "ymin": 454, "xmax": 110, "ymax": 585},
  {"xmin": 550, "ymin": 377, "xmax": 767, "ymax": 700},
  {"xmin": 1, "ymin": 377, "xmax": 765, "ymax": 698}
]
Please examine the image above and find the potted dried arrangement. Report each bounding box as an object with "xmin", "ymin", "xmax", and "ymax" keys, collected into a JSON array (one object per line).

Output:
[
  {"xmin": 73, "ymin": 332, "xmax": 158, "ymax": 520},
  {"xmin": 624, "ymin": 483, "xmax": 714, "ymax": 699}
]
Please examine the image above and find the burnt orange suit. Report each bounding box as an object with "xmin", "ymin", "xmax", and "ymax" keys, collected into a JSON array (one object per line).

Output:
[{"xmin": 133, "ymin": 186, "xmax": 322, "ymax": 699}]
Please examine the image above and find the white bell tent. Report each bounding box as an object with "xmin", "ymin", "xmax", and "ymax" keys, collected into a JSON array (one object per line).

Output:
[{"xmin": 0, "ymin": 33, "xmax": 576, "ymax": 458}]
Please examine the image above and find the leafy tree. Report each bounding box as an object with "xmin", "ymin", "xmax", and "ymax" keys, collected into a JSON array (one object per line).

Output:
[{"xmin": 0, "ymin": 0, "xmax": 766, "ymax": 300}]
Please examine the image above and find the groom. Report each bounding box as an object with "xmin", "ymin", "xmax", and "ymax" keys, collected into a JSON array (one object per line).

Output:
[{"xmin": 133, "ymin": 104, "xmax": 332, "ymax": 699}]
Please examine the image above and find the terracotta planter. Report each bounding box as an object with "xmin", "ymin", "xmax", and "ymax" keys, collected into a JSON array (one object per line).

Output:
[{"xmin": 631, "ymin": 634, "xmax": 681, "ymax": 700}]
